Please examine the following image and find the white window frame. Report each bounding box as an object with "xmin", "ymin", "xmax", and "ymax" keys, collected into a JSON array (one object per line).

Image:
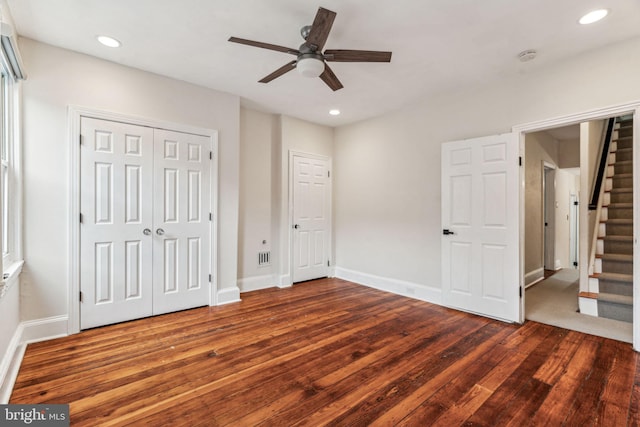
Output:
[{"xmin": 0, "ymin": 26, "xmax": 24, "ymax": 298}]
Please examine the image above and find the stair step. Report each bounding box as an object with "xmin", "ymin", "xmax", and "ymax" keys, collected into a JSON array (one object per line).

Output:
[
  {"xmin": 616, "ymin": 136, "xmax": 633, "ymax": 150},
  {"xmin": 610, "ymin": 187, "xmax": 633, "ymax": 203},
  {"xmin": 598, "ymin": 272, "xmax": 633, "ymax": 283},
  {"xmin": 616, "ymin": 148, "xmax": 633, "ymax": 162},
  {"xmin": 603, "ymin": 221, "xmax": 633, "ymax": 236},
  {"xmin": 598, "ymin": 272, "xmax": 633, "ymax": 296},
  {"xmin": 612, "ymin": 174, "xmax": 634, "ymax": 190},
  {"xmin": 599, "ymin": 253, "xmax": 633, "ymax": 275},
  {"xmin": 614, "ymin": 160, "xmax": 633, "ymax": 174},
  {"xmin": 607, "ymin": 203, "xmax": 633, "ymax": 220},
  {"xmin": 597, "ymin": 292, "xmax": 633, "ymax": 323}
]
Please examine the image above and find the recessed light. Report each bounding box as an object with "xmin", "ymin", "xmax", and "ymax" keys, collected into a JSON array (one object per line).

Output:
[
  {"xmin": 579, "ymin": 9, "xmax": 608, "ymax": 25},
  {"xmin": 329, "ymin": 109, "xmax": 340, "ymax": 116},
  {"xmin": 97, "ymin": 35, "xmax": 121, "ymax": 48}
]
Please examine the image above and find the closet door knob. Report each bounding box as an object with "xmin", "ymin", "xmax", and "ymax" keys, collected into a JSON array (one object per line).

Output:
[
  {"xmin": 143, "ymin": 228, "xmax": 151, "ymax": 236},
  {"xmin": 156, "ymin": 228, "xmax": 165, "ymax": 236}
]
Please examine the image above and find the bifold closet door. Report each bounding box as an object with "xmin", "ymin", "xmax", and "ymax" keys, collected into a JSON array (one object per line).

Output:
[{"xmin": 80, "ymin": 118, "xmax": 211, "ymax": 329}]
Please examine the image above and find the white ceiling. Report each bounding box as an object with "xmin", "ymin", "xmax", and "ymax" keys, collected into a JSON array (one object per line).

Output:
[{"xmin": 6, "ymin": 0, "xmax": 640, "ymax": 127}]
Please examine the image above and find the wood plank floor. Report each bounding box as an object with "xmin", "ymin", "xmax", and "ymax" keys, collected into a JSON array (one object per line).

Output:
[{"xmin": 10, "ymin": 278, "xmax": 639, "ymax": 426}]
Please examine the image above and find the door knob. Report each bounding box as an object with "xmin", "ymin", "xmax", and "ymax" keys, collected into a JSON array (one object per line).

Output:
[
  {"xmin": 156, "ymin": 228, "xmax": 165, "ymax": 236},
  {"xmin": 442, "ymin": 229, "xmax": 456, "ymax": 235},
  {"xmin": 143, "ymin": 228, "xmax": 151, "ymax": 236},
  {"xmin": 293, "ymin": 224, "xmax": 300, "ymax": 229}
]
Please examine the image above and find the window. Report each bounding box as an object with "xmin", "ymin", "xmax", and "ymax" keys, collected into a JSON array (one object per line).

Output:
[{"xmin": 0, "ymin": 22, "xmax": 25, "ymax": 293}]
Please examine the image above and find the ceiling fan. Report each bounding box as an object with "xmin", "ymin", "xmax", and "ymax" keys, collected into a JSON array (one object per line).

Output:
[{"xmin": 228, "ymin": 6, "xmax": 392, "ymax": 91}]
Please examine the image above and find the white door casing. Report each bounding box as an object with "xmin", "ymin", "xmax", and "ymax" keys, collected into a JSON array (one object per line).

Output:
[
  {"xmin": 441, "ymin": 133, "xmax": 520, "ymax": 323},
  {"xmin": 153, "ymin": 129, "xmax": 211, "ymax": 314},
  {"xmin": 80, "ymin": 117, "xmax": 154, "ymax": 328},
  {"xmin": 291, "ymin": 153, "xmax": 330, "ymax": 283},
  {"xmin": 80, "ymin": 117, "xmax": 212, "ymax": 329}
]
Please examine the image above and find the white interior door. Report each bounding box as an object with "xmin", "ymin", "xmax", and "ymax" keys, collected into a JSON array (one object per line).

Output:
[
  {"xmin": 153, "ymin": 129, "xmax": 211, "ymax": 314},
  {"xmin": 441, "ymin": 133, "xmax": 520, "ymax": 322},
  {"xmin": 292, "ymin": 154, "xmax": 330, "ymax": 283},
  {"xmin": 80, "ymin": 118, "xmax": 154, "ymax": 329},
  {"xmin": 543, "ymin": 166, "xmax": 556, "ymax": 270}
]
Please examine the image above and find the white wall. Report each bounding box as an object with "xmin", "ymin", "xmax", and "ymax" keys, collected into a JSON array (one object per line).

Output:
[
  {"xmin": 237, "ymin": 111, "xmax": 333, "ymax": 290},
  {"xmin": 524, "ymin": 131, "xmax": 559, "ymax": 280},
  {"xmin": 18, "ymin": 38, "xmax": 241, "ymax": 323},
  {"xmin": 277, "ymin": 116, "xmax": 333, "ymax": 286},
  {"xmin": 334, "ymin": 36, "xmax": 640, "ymax": 296},
  {"xmin": 238, "ymin": 109, "xmax": 275, "ymax": 286}
]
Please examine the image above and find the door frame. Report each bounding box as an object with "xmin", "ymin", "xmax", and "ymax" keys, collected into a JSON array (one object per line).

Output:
[
  {"xmin": 286, "ymin": 150, "xmax": 332, "ymax": 286},
  {"xmin": 68, "ymin": 106, "xmax": 219, "ymax": 334},
  {"xmin": 513, "ymin": 100, "xmax": 640, "ymax": 350}
]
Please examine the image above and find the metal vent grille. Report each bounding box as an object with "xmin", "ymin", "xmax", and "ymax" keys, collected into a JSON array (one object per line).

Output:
[{"xmin": 258, "ymin": 251, "xmax": 271, "ymax": 267}]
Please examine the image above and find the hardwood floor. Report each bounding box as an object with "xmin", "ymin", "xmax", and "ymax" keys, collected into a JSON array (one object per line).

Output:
[{"xmin": 10, "ymin": 278, "xmax": 640, "ymax": 426}]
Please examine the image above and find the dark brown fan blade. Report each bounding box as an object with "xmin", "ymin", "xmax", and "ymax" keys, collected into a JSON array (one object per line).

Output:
[
  {"xmin": 305, "ymin": 7, "xmax": 336, "ymax": 52},
  {"xmin": 324, "ymin": 49, "xmax": 392, "ymax": 62},
  {"xmin": 319, "ymin": 63, "xmax": 343, "ymax": 91},
  {"xmin": 259, "ymin": 60, "xmax": 297, "ymax": 83},
  {"xmin": 229, "ymin": 37, "xmax": 299, "ymax": 55}
]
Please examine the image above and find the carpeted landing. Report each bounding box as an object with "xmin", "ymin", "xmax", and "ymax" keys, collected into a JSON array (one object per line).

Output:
[{"xmin": 525, "ymin": 268, "xmax": 632, "ymax": 343}]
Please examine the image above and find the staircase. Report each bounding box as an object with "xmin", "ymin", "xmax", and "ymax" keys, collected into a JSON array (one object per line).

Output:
[{"xmin": 594, "ymin": 116, "xmax": 634, "ymax": 322}]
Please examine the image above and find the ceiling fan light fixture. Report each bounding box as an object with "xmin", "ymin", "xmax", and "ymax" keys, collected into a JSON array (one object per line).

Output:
[{"xmin": 297, "ymin": 56, "xmax": 324, "ymax": 78}]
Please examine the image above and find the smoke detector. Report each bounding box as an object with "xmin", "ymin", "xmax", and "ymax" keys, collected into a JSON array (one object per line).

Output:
[{"xmin": 518, "ymin": 50, "xmax": 537, "ymax": 62}]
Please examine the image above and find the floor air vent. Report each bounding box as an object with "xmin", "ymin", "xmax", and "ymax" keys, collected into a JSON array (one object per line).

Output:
[{"xmin": 258, "ymin": 251, "xmax": 271, "ymax": 267}]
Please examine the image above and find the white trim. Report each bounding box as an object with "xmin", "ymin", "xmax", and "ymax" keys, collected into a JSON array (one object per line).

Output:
[
  {"xmin": 0, "ymin": 324, "xmax": 21, "ymax": 403},
  {"xmin": 288, "ymin": 151, "xmax": 332, "ymax": 286},
  {"xmin": 513, "ymin": 100, "xmax": 640, "ymax": 349},
  {"xmin": 238, "ymin": 275, "xmax": 276, "ymax": 293},
  {"xmin": 525, "ymin": 267, "xmax": 544, "ymax": 287},
  {"xmin": 0, "ymin": 315, "xmax": 68, "ymax": 403},
  {"xmin": 277, "ymin": 275, "xmax": 292, "ymax": 289},
  {"xmin": 68, "ymin": 106, "xmax": 220, "ymax": 334},
  {"xmin": 579, "ymin": 296, "xmax": 599, "ymax": 317},
  {"xmin": 20, "ymin": 315, "xmax": 68, "ymax": 344},
  {"xmin": 634, "ymin": 107, "xmax": 640, "ymax": 351},
  {"xmin": 334, "ymin": 267, "xmax": 442, "ymax": 305},
  {"xmin": 217, "ymin": 287, "xmax": 241, "ymax": 305}
]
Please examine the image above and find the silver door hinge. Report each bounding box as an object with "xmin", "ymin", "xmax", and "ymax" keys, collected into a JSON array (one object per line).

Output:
[
  {"xmin": 80, "ymin": 213, "xmax": 83, "ymax": 223},
  {"xmin": 79, "ymin": 135, "xmax": 83, "ymax": 145},
  {"xmin": 519, "ymin": 287, "xmax": 522, "ymax": 298},
  {"xmin": 328, "ymin": 171, "xmax": 330, "ymax": 178},
  {"xmin": 519, "ymin": 156, "xmax": 522, "ymax": 166},
  {"xmin": 79, "ymin": 291, "xmax": 83, "ymax": 303},
  {"xmin": 209, "ymin": 213, "xmax": 212, "ymax": 221},
  {"xmin": 210, "ymin": 151, "xmax": 212, "ymax": 160},
  {"xmin": 209, "ymin": 274, "xmax": 212, "ymax": 282},
  {"xmin": 327, "ymin": 260, "xmax": 330, "ymax": 267}
]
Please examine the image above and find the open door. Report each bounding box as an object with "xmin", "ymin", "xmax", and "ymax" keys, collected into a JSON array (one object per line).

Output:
[{"xmin": 441, "ymin": 133, "xmax": 520, "ymax": 322}]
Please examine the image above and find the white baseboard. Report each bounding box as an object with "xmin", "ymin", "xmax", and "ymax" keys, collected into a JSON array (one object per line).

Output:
[
  {"xmin": 217, "ymin": 286, "xmax": 241, "ymax": 305},
  {"xmin": 525, "ymin": 268, "xmax": 544, "ymax": 287},
  {"xmin": 277, "ymin": 274, "xmax": 291, "ymax": 289},
  {"xmin": 334, "ymin": 267, "xmax": 442, "ymax": 305},
  {"xmin": 238, "ymin": 275, "xmax": 276, "ymax": 293},
  {"xmin": 0, "ymin": 325, "xmax": 22, "ymax": 404},
  {"xmin": 20, "ymin": 315, "xmax": 69, "ymax": 345},
  {"xmin": 0, "ymin": 315, "xmax": 69, "ymax": 403}
]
